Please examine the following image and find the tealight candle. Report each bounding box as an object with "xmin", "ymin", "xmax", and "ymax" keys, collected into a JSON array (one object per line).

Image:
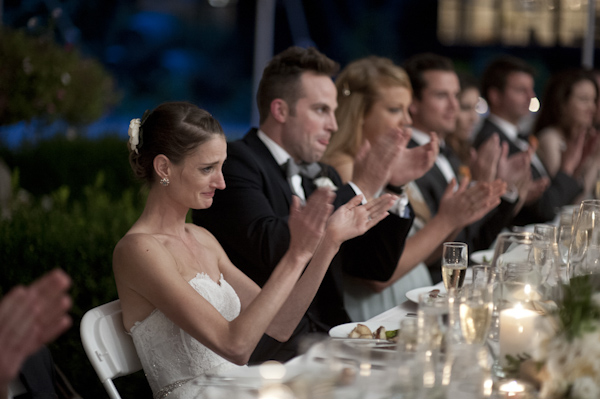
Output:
[
  {"xmin": 497, "ymin": 379, "xmax": 534, "ymax": 398},
  {"xmin": 499, "ymin": 304, "xmax": 539, "ymax": 366}
]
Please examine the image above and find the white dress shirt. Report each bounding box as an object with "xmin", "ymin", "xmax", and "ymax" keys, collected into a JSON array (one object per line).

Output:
[{"xmin": 411, "ymin": 128, "xmax": 457, "ymax": 184}]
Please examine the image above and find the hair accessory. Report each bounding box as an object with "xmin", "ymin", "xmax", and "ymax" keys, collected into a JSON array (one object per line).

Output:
[
  {"xmin": 128, "ymin": 118, "xmax": 141, "ymax": 154},
  {"xmin": 160, "ymin": 177, "xmax": 170, "ymax": 186},
  {"xmin": 342, "ymin": 82, "xmax": 351, "ymax": 97}
]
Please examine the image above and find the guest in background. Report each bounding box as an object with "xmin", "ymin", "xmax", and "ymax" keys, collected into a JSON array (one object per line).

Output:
[
  {"xmin": 533, "ymin": 68, "xmax": 600, "ymax": 203},
  {"xmin": 447, "ymin": 72, "xmax": 481, "ymax": 166},
  {"xmin": 474, "ymin": 55, "xmax": 582, "ymax": 225},
  {"xmin": 322, "ymin": 56, "xmax": 502, "ymax": 319},
  {"xmin": 403, "ymin": 52, "xmax": 528, "ymax": 281}
]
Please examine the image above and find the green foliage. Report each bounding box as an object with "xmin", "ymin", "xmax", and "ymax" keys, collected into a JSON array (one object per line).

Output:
[
  {"xmin": 0, "ymin": 135, "xmax": 134, "ymax": 200},
  {"xmin": 557, "ymin": 275, "xmax": 600, "ymax": 341},
  {"xmin": 0, "ymin": 136, "xmax": 152, "ymax": 397},
  {"xmin": 0, "ymin": 27, "xmax": 120, "ymax": 126}
]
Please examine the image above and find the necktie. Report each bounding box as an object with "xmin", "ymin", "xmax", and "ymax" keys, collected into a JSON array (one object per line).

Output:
[{"xmin": 283, "ymin": 159, "xmax": 322, "ymax": 179}]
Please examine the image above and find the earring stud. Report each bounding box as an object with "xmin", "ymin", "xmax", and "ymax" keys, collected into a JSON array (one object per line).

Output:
[{"xmin": 160, "ymin": 177, "xmax": 170, "ymax": 186}]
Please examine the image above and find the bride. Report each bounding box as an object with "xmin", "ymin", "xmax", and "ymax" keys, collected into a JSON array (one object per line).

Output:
[{"xmin": 112, "ymin": 102, "xmax": 395, "ymax": 399}]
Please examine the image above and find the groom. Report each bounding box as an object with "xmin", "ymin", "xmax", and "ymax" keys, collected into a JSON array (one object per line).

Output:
[{"xmin": 193, "ymin": 46, "xmax": 417, "ymax": 364}]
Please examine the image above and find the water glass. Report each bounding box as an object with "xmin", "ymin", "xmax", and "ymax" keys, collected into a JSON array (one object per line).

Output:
[
  {"xmin": 533, "ymin": 223, "xmax": 557, "ymax": 243},
  {"xmin": 441, "ymin": 242, "xmax": 469, "ymax": 291},
  {"xmin": 471, "ymin": 264, "xmax": 497, "ymax": 290},
  {"xmin": 491, "ymin": 232, "xmax": 534, "ymax": 278},
  {"xmin": 417, "ymin": 292, "xmax": 451, "ymax": 351},
  {"xmin": 458, "ymin": 285, "xmax": 494, "ymax": 345}
]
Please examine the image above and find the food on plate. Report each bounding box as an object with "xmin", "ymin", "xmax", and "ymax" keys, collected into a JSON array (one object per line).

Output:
[
  {"xmin": 348, "ymin": 324, "xmax": 399, "ymax": 341},
  {"xmin": 348, "ymin": 323, "xmax": 373, "ymax": 339},
  {"xmin": 429, "ymin": 289, "xmax": 441, "ymax": 298}
]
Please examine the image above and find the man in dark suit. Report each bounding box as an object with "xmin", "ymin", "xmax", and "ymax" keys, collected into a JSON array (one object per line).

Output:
[
  {"xmin": 473, "ymin": 55, "xmax": 582, "ymax": 225},
  {"xmin": 403, "ymin": 53, "xmax": 518, "ymax": 282},
  {"xmin": 193, "ymin": 46, "xmax": 415, "ymax": 364}
]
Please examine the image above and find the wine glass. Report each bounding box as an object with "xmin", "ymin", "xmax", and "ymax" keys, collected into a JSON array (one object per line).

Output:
[
  {"xmin": 568, "ymin": 200, "xmax": 600, "ymax": 277},
  {"xmin": 441, "ymin": 242, "xmax": 468, "ymax": 291}
]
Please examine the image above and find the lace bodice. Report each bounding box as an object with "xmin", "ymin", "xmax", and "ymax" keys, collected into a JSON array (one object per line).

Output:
[{"xmin": 130, "ymin": 273, "xmax": 245, "ymax": 399}]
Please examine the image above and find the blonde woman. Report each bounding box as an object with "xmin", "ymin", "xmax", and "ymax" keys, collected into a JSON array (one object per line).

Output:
[{"xmin": 322, "ymin": 57, "xmax": 500, "ymax": 320}]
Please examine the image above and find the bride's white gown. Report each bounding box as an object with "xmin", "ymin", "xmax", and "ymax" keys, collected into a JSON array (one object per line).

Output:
[{"xmin": 130, "ymin": 273, "xmax": 246, "ymax": 399}]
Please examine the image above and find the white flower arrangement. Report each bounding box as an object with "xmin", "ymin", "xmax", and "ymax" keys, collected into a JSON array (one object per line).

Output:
[
  {"xmin": 531, "ymin": 276, "xmax": 600, "ymax": 399},
  {"xmin": 313, "ymin": 177, "xmax": 337, "ymax": 191},
  {"xmin": 128, "ymin": 118, "xmax": 141, "ymax": 154}
]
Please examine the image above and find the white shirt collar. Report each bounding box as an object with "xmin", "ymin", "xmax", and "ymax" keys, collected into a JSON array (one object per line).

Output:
[
  {"xmin": 410, "ymin": 128, "xmax": 431, "ymax": 146},
  {"xmin": 488, "ymin": 114, "xmax": 519, "ymax": 142},
  {"xmin": 257, "ymin": 129, "xmax": 292, "ymax": 166},
  {"xmin": 411, "ymin": 128, "xmax": 448, "ymax": 149}
]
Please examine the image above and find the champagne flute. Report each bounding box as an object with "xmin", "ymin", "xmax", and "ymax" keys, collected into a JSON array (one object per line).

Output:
[{"xmin": 441, "ymin": 242, "xmax": 469, "ymax": 291}]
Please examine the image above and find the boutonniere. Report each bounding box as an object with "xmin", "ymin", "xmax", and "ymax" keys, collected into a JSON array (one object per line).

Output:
[{"xmin": 314, "ymin": 176, "xmax": 337, "ymax": 191}]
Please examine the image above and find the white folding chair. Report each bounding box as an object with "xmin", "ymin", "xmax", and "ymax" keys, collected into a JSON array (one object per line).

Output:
[{"xmin": 80, "ymin": 299, "xmax": 142, "ymax": 399}]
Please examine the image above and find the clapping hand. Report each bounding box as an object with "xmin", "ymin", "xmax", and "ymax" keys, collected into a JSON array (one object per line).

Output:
[
  {"xmin": 389, "ymin": 131, "xmax": 439, "ymax": 186},
  {"xmin": 352, "ymin": 128, "xmax": 410, "ymax": 200},
  {"xmin": 469, "ymin": 133, "xmax": 502, "ymax": 182},
  {"xmin": 287, "ymin": 188, "xmax": 335, "ymax": 260},
  {"xmin": 325, "ymin": 194, "xmax": 396, "ymax": 245},
  {"xmin": 0, "ymin": 269, "xmax": 71, "ymax": 385},
  {"xmin": 438, "ymin": 178, "xmax": 504, "ymax": 228}
]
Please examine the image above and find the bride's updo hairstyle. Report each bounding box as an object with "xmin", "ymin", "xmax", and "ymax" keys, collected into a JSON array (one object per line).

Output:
[{"xmin": 128, "ymin": 102, "xmax": 225, "ymax": 185}]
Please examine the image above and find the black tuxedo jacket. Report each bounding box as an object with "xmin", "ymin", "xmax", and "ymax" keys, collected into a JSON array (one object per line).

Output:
[
  {"xmin": 474, "ymin": 118, "xmax": 582, "ymax": 225},
  {"xmin": 410, "ymin": 138, "xmax": 516, "ymax": 278},
  {"xmin": 193, "ymin": 128, "xmax": 413, "ymax": 363}
]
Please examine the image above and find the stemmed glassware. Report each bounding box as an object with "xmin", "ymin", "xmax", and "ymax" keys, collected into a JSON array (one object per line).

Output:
[
  {"xmin": 568, "ymin": 199, "xmax": 600, "ymax": 277},
  {"xmin": 441, "ymin": 242, "xmax": 468, "ymax": 291}
]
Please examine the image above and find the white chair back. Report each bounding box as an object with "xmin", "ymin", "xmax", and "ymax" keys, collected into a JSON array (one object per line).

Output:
[{"xmin": 80, "ymin": 299, "xmax": 142, "ymax": 399}]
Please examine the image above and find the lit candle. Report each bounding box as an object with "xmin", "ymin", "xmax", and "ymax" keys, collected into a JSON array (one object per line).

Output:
[
  {"xmin": 499, "ymin": 304, "xmax": 539, "ymax": 366},
  {"xmin": 497, "ymin": 379, "xmax": 533, "ymax": 398}
]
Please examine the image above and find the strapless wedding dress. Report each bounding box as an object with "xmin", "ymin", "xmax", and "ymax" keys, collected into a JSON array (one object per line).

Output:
[{"xmin": 130, "ymin": 273, "xmax": 246, "ymax": 399}]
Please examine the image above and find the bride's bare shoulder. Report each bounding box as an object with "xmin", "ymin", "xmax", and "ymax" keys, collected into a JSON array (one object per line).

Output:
[{"xmin": 113, "ymin": 233, "xmax": 170, "ymax": 272}]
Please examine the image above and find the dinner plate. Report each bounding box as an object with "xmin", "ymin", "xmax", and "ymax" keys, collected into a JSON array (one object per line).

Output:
[
  {"xmin": 405, "ymin": 285, "xmax": 447, "ymax": 303},
  {"xmin": 328, "ymin": 320, "xmax": 401, "ymax": 338},
  {"xmin": 471, "ymin": 249, "xmax": 495, "ymax": 264}
]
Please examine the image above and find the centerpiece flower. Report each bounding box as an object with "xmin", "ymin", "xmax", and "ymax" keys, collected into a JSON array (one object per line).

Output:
[{"xmin": 530, "ymin": 275, "xmax": 600, "ymax": 399}]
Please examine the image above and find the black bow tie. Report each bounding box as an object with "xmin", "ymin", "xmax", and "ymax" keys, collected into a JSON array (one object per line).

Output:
[
  {"xmin": 282, "ymin": 159, "xmax": 322, "ymax": 179},
  {"xmin": 439, "ymin": 144, "xmax": 452, "ymax": 158}
]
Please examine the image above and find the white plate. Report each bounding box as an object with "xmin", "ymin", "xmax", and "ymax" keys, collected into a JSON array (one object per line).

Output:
[
  {"xmin": 405, "ymin": 285, "xmax": 447, "ymax": 303},
  {"xmin": 328, "ymin": 321, "xmax": 401, "ymax": 338},
  {"xmin": 471, "ymin": 249, "xmax": 495, "ymax": 264}
]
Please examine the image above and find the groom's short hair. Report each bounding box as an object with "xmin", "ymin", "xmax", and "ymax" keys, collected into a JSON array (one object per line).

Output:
[{"xmin": 256, "ymin": 46, "xmax": 339, "ymax": 124}]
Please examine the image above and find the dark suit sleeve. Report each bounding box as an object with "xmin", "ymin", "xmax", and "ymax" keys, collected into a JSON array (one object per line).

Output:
[
  {"xmin": 461, "ymin": 199, "xmax": 517, "ymax": 251},
  {"xmin": 194, "ymin": 141, "xmax": 292, "ymax": 285},
  {"xmin": 311, "ymin": 164, "xmax": 414, "ymax": 281},
  {"xmin": 515, "ymin": 171, "xmax": 582, "ymax": 225}
]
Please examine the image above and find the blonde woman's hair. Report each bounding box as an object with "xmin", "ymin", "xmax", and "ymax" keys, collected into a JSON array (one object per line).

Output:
[{"xmin": 325, "ymin": 56, "xmax": 412, "ymax": 161}]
